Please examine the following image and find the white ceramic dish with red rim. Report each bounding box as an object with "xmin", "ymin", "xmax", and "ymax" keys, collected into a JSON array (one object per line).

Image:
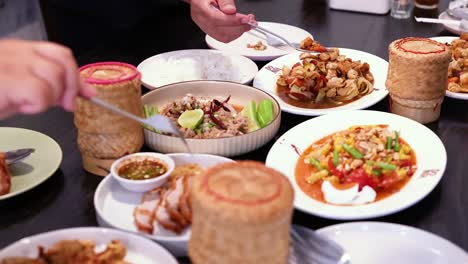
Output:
[
  {"xmin": 206, "ymin": 21, "xmax": 313, "ymax": 61},
  {"xmin": 317, "ymin": 222, "xmax": 468, "ymax": 263},
  {"xmin": 94, "ymin": 153, "xmax": 234, "ymax": 257},
  {"xmin": 266, "ymin": 110, "xmax": 446, "ymax": 220},
  {"xmin": 253, "ymin": 49, "xmax": 389, "ymax": 116},
  {"xmin": 141, "ymin": 80, "xmax": 281, "ymax": 157},
  {"xmin": 0, "ymin": 227, "xmax": 178, "ymax": 264}
]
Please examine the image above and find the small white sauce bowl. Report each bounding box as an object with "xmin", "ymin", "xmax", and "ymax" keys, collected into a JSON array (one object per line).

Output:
[{"xmin": 110, "ymin": 152, "xmax": 175, "ymax": 192}]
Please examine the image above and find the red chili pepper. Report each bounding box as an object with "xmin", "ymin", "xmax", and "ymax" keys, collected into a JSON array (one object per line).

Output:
[
  {"xmin": 328, "ymin": 158, "xmax": 344, "ymax": 179},
  {"xmin": 208, "ymin": 102, "xmax": 226, "ymax": 129}
]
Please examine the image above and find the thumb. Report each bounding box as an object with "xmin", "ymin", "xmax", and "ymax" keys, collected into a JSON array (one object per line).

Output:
[{"xmin": 217, "ymin": 0, "xmax": 236, "ymax": 15}]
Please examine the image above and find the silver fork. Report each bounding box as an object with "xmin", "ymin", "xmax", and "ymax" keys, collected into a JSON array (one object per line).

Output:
[{"xmin": 289, "ymin": 225, "xmax": 352, "ymax": 264}]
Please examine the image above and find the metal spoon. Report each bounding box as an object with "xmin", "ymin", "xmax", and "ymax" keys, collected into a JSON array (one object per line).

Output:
[
  {"xmin": 83, "ymin": 97, "xmax": 192, "ymax": 154},
  {"xmin": 289, "ymin": 225, "xmax": 351, "ymax": 264},
  {"xmin": 4, "ymin": 148, "xmax": 35, "ymax": 165}
]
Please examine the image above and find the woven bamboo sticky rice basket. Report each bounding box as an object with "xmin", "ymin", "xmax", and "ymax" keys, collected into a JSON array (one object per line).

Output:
[
  {"xmin": 188, "ymin": 161, "xmax": 294, "ymax": 264},
  {"xmin": 75, "ymin": 62, "xmax": 144, "ymax": 176},
  {"xmin": 386, "ymin": 37, "xmax": 451, "ymax": 123}
]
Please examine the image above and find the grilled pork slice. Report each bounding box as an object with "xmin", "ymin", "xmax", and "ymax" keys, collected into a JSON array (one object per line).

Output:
[
  {"xmin": 153, "ymin": 190, "xmax": 185, "ymax": 234},
  {"xmin": 133, "ymin": 188, "xmax": 162, "ymax": 234},
  {"xmin": 179, "ymin": 175, "xmax": 194, "ymax": 223},
  {"xmin": 0, "ymin": 152, "xmax": 11, "ymax": 196},
  {"xmin": 165, "ymin": 177, "xmax": 189, "ymax": 226}
]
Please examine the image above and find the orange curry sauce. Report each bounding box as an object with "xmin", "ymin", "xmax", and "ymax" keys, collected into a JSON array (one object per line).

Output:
[{"xmin": 295, "ymin": 128, "xmax": 416, "ymax": 205}]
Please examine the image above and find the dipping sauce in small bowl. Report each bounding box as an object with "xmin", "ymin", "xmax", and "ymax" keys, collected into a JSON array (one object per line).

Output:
[
  {"xmin": 111, "ymin": 153, "xmax": 175, "ymax": 192},
  {"xmin": 118, "ymin": 159, "xmax": 167, "ymax": 180}
]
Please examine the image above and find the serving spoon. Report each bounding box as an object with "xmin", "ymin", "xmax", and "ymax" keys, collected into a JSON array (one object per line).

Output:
[
  {"xmin": 208, "ymin": 4, "xmax": 331, "ymax": 53},
  {"xmin": 289, "ymin": 225, "xmax": 351, "ymax": 264},
  {"xmin": 83, "ymin": 97, "xmax": 192, "ymax": 154},
  {"xmin": 4, "ymin": 148, "xmax": 35, "ymax": 165}
]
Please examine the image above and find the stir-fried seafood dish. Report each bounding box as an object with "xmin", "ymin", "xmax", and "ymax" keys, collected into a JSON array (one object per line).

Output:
[
  {"xmin": 144, "ymin": 94, "xmax": 274, "ymax": 139},
  {"xmin": 133, "ymin": 164, "xmax": 204, "ymax": 234},
  {"xmin": 1, "ymin": 240, "xmax": 128, "ymax": 264},
  {"xmin": 247, "ymin": 41, "xmax": 267, "ymax": 51},
  {"xmin": 300, "ymin": 37, "xmax": 327, "ymax": 52},
  {"xmin": 276, "ymin": 49, "xmax": 374, "ymax": 109},
  {"xmin": 296, "ymin": 125, "xmax": 417, "ymax": 205},
  {"xmin": 447, "ymin": 34, "xmax": 468, "ymax": 93},
  {"xmin": 0, "ymin": 152, "xmax": 11, "ymax": 196}
]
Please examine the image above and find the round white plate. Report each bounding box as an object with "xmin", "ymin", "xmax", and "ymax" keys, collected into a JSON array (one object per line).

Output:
[
  {"xmin": 137, "ymin": 49, "xmax": 258, "ymax": 89},
  {"xmin": 253, "ymin": 49, "xmax": 389, "ymax": 116},
  {"xmin": 265, "ymin": 110, "xmax": 446, "ymax": 220},
  {"xmin": 205, "ymin": 22, "xmax": 313, "ymax": 61},
  {"xmin": 439, "ymin": 11, "xmax": 462, "ymax": 35},
  {"xmin": 317, "ymin": 222, "xmax": 468, "ymax": 264},
  {"xmin": 431, "ymin": 36, "xmax": 468, "ymax": 100},
  {"xmin": 94, "ymin": 153, "xmax": 233, "ymax": 257},
  {"xmin": 0, "ymin": 127, "xmax": 62, "ymax": 200},
  {"xmin": 0, "ymin": 227, "xmax": 178, "ymax": 264}
]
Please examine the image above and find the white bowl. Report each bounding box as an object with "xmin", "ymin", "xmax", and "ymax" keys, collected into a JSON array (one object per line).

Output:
[
  {"xmin": 142, "ymin": 81, "xmax": 281, "ymax": 157},
  {"xmin": 94, "ymin": 153, "xmax": 234, "ymax": 256},
  {"xmin": 111, "ymin": 152, "xmax": 175, "ymax": 192}
]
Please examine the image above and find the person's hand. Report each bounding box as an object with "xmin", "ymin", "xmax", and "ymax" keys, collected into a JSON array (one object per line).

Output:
[
  {"xmin": 0, "ymin": 39, "xmax": 95, "ymax": 119},
  {"xmin": 190, "ymin": 0, "xmax": 256, "ymax": 43}
]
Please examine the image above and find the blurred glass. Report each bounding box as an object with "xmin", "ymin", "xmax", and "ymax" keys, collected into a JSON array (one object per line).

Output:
[{"xmin": 391, "ymin": 0, "xmax": 414, "ymax": 19}]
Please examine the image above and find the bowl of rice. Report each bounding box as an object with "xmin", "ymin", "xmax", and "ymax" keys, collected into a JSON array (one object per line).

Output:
[
  {"xmin": 137, "ymin": 50, "xmax": 258, "ymax": 89},
  {"xmin": 141, "ymin": 81, "xmax": 281, "ymax": 157}
]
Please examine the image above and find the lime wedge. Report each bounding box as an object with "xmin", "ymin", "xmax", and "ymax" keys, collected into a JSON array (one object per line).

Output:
[
  {"xmin": 178, "ymin": 109, "xmax": 204, "ymax": 129},
  {"xmin": 241, "ymin": 101, "xmax": 261, "ymax": 132},
  {"xmin": 257, "ymin": 99, "xmax": 274, "ymax": 128}
]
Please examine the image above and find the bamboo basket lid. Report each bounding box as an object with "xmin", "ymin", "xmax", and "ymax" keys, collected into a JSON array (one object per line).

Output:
[{"xmin": 189, "ymin": 161, "xmax": 294, "ymax": 264}]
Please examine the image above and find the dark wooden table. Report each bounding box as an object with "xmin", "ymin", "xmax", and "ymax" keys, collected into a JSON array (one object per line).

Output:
[{"xmin": 1, "ymin": 0, "xmax": 467, "ymax": 261}]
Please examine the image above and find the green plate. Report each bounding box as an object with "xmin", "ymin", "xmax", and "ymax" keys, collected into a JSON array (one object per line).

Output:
[{"xmin": 0, "ymin": 127, "xmax": 62, "ymax": 200}]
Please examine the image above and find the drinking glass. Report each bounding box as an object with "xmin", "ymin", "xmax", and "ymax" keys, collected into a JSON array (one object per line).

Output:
[{"xmin": 391, "ymin": 0, "xmax": 414, "ymax": 19}]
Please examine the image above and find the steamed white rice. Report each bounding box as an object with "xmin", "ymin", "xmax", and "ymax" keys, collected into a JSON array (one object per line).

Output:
[{"xmin": 144, "ymin": 51, "xmax": 242, "ymax": 87}]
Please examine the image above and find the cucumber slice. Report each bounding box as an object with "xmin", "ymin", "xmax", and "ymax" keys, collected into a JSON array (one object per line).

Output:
[
  {"xmin": 241, "ymin": 100, "xmax": 261, "ymax": 132},
  {"xmin": 257, "ymin": 99, "xmax": 274, "ymax": 128},
  {"xmin": 178, "ymin": 109, "xmax": 204, "ymax": 129}
]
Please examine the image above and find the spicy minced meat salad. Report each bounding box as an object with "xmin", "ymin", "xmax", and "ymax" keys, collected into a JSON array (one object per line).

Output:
[
  {"xmin": 161, "ymin": 94, "xmax": 248, "ymax": 139},
  {"xmin": 296, "ymin": 125, "xmax": 417, "ymax": 202}
]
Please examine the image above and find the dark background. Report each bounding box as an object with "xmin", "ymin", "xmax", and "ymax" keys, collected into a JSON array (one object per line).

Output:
[{"xmin": 1, "ymin": 0, "xmax": 467, "ymax": 262}]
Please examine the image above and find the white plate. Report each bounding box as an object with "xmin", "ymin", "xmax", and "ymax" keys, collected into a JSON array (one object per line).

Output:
[
  {"xmin": 317, "ymin": 222, "xmax": 468, "ymax": 264},
  {"xmin": 0, "ymin": 227, "xmax": 178, "ymax": 264},
  {"xmin": 253, "ymin": 49, "xmax": 389, "ymax": 116},
  {"xmin": 431, "ymin": 36, "xmax": 468, "ymax": 100},
  {"xmin": 439, "ymin": 11, "xmax": 462, "ymax": 35},
  {"xmin": 265, "ymin": 110, "xmax": 446, "ymax": 220},
  {"xmin": 94, "ymin": 153, "xmax": 233, "ymax": 257},
  {"xmin": 205, "ymin": 22, "xmax": 313, "ymax": 61},
  {"xmin": 137, "ymin": 49, "xmax": 258, "ymax": 89}
]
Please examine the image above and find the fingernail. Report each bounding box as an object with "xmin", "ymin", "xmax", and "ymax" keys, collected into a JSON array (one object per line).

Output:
[{"xmin": 241, "ymin": 17, "xmax": 249, "ymax": 24}]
